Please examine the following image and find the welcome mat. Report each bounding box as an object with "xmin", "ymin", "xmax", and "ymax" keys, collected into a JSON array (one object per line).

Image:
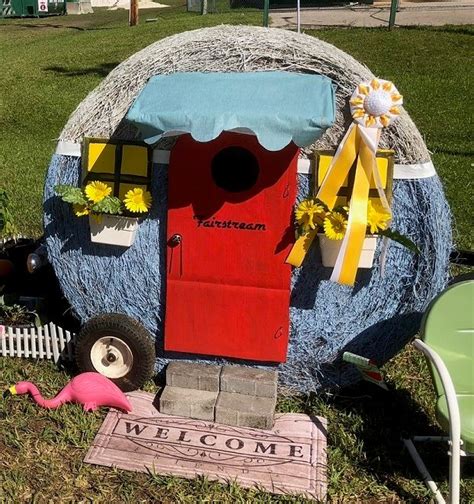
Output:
[{"xmin": 85, "ymin": 391, "xmax": 327, "ymax": 500}]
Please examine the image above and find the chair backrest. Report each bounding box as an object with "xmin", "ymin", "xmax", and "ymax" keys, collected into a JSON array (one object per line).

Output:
[{"xmin": 421, "ymin": 279, "xmax": 474, "ymax": 397}]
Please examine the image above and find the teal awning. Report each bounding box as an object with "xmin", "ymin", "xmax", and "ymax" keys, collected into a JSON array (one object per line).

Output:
[{"xmin": 125, "ymin": 71, "xmax": 336, "ymax": 152}]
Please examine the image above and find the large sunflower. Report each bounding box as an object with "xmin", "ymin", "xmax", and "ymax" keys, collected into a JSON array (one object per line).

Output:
[
  {"xmin": 350, "ymin": 78, "xmax": 403, "ymax": 129},
  {"xmin": 85, "ymin": 181, "xmax": 112, "ymax": 203},
  {"xmin": 323, "ymin": 212, "xmax": 347, "ymax": 240},
  {"xmin": 295, "ymin": 199, "xmax": 326, "ymax": 232},
  {"xmin": 124, "ymin": 188, "xmax": 152, "ymax": 213},
  {"xmin": 367, "ymin": 200, "xmax": 391, "ymax": 234}
]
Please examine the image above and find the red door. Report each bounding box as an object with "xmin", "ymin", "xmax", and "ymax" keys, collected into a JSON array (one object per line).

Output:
[{"xmin": 164, "ymin": 132, "xmax": 298, "ymax": 362}]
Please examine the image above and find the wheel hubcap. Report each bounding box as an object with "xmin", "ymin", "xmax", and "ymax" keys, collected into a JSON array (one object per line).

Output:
[{"xmin": 90, "ymin": 336, "xmax": 133, "ymax": 379}]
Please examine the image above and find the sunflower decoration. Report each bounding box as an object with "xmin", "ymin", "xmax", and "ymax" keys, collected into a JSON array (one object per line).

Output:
[
  {"xmin": 323, "ymin": 212, "xmax": 347, "ymax": 240},
  {"xmin": 55, "ymin": 182, "xmax": 152, "ymax": 219},
  {"xmin": 85, "ymin": 181, "xmax": 112, "ymax": 203},
  {"xmin": 350, "ymin": 78, "xmax": 403, "ymax": 129},
  {"xmin": 295, "ymin": 199, "xmax": 326, "ymax": 233},
  {"xmin": 367, "ymin": 200, "xmax": 391, "ymax": 234},
  {"xmin": 124, "ymin": 188, "xmax": 152, "ymax": 214}
]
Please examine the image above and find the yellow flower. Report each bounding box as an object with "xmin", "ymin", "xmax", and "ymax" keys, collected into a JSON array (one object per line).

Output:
[
  {"xmin": 323, "ymin": 212, "xmax": 347, "ymax": 240},
  {"xmin": 73, "ymin": 204, "xmax": 90, "ymax": 217},
  {"xmin": 367, "ymin": 201, "xmax": 391, "ymax": 234},
  {"xmin": 124, "ymin": 188, "xmax": 152, "ymax": 213},
  {"xmin": 295, "ymin": 199, "xmax": 325, "ymax": 231},
  {"xmin": 85, "ymin": 181, "xmax": 112, "ymax": 203}
]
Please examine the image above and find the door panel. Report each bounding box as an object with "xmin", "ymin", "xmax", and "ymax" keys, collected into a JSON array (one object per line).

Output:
[{"xmin": 164, "ymin": 132, "xmax": 298, "ymax": 362}]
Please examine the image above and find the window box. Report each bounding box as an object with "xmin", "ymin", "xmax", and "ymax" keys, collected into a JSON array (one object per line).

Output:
[
  {"xmin": 89, "ymin": 215, "xmax": 139, "ymax": 247},
  {"xmin": 318, "ymin": 234, "xmax": 377, "ymax": 269}
]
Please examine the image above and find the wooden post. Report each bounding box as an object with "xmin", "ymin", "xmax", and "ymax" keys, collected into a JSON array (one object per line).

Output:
[
  {"xmin": 129, "ymin": 0, "xmax": 138, "ymax": 26},
  {"xmin": 201, "ymin": 0, "xmax": 207, "ymax": 14}
]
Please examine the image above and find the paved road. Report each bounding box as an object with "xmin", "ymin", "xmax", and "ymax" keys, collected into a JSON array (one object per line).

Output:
[{"xmin": 270, "ymin": 0, "xmax": 474, "ymax": 28}]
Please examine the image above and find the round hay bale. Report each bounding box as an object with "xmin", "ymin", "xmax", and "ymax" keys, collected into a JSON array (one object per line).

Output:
[{"xmin": 44, "ymin": 25, "xmax": 452, "ymax": 392}]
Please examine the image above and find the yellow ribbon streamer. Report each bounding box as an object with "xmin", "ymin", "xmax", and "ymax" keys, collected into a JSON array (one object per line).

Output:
[
  {"xmin": 285, "ymin": 123, "xmax": 391, "ymax": 286},
  {"xmin": 334, "ymin": 135, "xmax": 372, "ymax": 285},
  {"xmin": 285, "ymin": 228, "xmax": 318, "ymax": 268},
  {"xmin": 316, "ymin": 124, "xmax": 359, "ymax": 209}
]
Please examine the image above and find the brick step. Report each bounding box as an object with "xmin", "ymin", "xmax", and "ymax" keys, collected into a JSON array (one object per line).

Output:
[
  {"xmin": 159, "ymin": 386, "xmax": 218, "ymax": 421},
  {"xmin": 161, "ymin": 362, "xmax": 279, "ymax": 429},
  {"xmin": 216, "ymin": 391, "xmax": 276, "ymax": 430},
  {"xmin": 166, "ymin": 362, "xmax": 221, "ymax": 392},
  {"xmin": 166, "ymin": 362, "xmax": 278, "ymax": 398},
  {"xmin": 220, "ymin": 365, "xmax": 277, "ymax": 398}
]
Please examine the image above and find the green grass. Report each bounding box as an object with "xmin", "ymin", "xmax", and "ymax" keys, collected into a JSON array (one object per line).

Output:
[{"xmin": 0, "ymin": 9, "xmax": 473, "ymax": 502}]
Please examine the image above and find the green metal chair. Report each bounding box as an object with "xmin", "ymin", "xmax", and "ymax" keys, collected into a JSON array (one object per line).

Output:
[{"xmin": 403, "ymin": 277, "xmax": 474, "ymax": 504}]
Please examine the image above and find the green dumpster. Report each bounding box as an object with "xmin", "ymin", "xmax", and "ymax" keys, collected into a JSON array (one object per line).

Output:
[{"xmin": 1, "ymin": 0, "xmax": 66, "ymax": 17}]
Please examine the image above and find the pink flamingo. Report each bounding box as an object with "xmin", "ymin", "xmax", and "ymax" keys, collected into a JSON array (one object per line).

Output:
[{"xmin": 8, "ymin": 372, "xmax": 132, "ymax": 412}]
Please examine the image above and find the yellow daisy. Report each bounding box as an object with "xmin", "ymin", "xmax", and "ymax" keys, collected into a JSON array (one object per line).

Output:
[
  {"xmin": 73, "ymin": 204, "xmax": 90, "ymax": 217},
  {"xmin": 367, "ymin": 200, "xmax": 391, "ymax": 234},
  {"xmin": 295, "ymin": 199, "xmax": 326, "ymax": 231},
  {"xmin": 124, "ymin": 188, "xmax": 152, "ymax": 213},
  {"xmin": 349, "ymin": 78, "xmax": 403, "ymax": 129},
  {"xmin": 323, "ymin": 212, "xmax": 347, "ymax": 240},
  {"xmin": 85, "ymin": 181, "xmax": 112, "ymax": 203}
]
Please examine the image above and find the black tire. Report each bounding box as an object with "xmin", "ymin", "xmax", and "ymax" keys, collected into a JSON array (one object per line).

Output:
[{"xmin": 75, "ymin": 313, "xmax": 155, "ymax": 392}]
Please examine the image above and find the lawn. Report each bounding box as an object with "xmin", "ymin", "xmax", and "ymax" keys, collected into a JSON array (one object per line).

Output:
[{"xmin": 0, "ymin": 6, "xmax": 473, "ymax": 502}]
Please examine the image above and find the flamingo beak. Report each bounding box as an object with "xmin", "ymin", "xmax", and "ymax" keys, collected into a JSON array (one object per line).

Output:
[{"xmin": 2, "ymin": 385, "xmax": 16, "ymax": 399}]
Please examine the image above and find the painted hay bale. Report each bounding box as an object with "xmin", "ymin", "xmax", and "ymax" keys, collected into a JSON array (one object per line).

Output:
[{"xmin": 43, "ymin": 25, "xmax": 451, "ymax": 392}]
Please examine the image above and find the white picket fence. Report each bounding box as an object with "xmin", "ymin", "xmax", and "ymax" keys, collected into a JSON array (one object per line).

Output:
[
  {"xmin": 1, "ymin": 237, "xmax": 76, "ymax": 363},
  {"xmin": 0, "ymin": 323, "xmax": 76, "ymax": 363},
  {"xmin": 0, "ymin": 234, "xmax": 30, "ymax": 246}
]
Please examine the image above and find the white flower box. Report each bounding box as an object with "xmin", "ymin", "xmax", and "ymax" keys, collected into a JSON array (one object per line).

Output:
[
  {"xmin": 318, "ymin": 234, "xmax": 378, "ymax": 269},
  {"xmin": 89, "ymin": 215, "xmax": 139, "ymax": 247}
]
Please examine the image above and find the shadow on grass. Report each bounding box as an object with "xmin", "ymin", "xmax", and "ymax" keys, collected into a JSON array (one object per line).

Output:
[
  {"xmin": 399, "ymin": 25, "xmax": 474, "ymax": 37},
  {"xmin": 44, "ymin": 63, "xmax": 120, "ymax": 78},
  {"xmin": 14, "ymin": 20, "xmax": 127, "ymax": 32},
  {"xmin": 299, "ymin": 381, "xmax": 474, "ymax": 500},
  {"xmin": 16, "ymin": 22, "xmax": 86, "ymax": 31},
  {"xmin": 433, "ymin": 148, "xmax": 474, "ymax": 158}
]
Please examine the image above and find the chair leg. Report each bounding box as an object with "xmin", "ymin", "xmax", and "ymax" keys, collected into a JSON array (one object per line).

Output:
[
  {"xmin": 402, "ymin": 438, "xmax": 446, "ymax": 504},
  {"xmin": 411, "ymin": 339, "xmax": 463, "ymax": 504},
  {"xmin": 448, "ymin": 438, "xmax": 461, "ymax": 504}
]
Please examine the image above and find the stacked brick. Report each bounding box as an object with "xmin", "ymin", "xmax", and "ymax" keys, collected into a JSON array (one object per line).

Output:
[{"xmin": 159, "ymin": 363, "xmax": 277, "ymax": 429}]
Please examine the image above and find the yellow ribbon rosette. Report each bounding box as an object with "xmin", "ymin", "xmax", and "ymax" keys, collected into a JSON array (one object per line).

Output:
[{"xmin": 286, "ymin": 78, "xmax": 403, "ymax": 286}]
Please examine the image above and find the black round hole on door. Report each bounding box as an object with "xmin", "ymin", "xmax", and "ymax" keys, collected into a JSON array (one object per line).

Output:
[{"xmin": 211, "ymin": 146, "xmax": 259, "ymax": 193}]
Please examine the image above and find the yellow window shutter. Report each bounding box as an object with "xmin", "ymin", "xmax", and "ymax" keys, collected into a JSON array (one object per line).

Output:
[
  {"xmin": 82, "ymin": 139, "xmax": 151, "ymax": 201},
  {"xmin": 121, "ymin": 145, "xmax": 149, "ymax": 178},
  {"xmin": 317, "ymin": 153, "xmax": 350, "ymax": 188},
  {"xmin": 87, "ymin": 142, "xmax": 116, "ymax": 174},
  {"xmin": 315, "ymin": 150, "xmax": 393, "ymax": 205}
]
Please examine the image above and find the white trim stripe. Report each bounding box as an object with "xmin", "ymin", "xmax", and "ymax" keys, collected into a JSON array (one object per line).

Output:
[
  {"xmin": 393, "ymin": 161, "xmax": 437, "ymax": 179},
  {"xmin": 54, "ymin": 142, "xmax": 437, "ymax": 179},
  {"xmin": 55, "ymin": 141, "xmax": 82, "ymax": 157},
  {"xmin": 297, "ymin": 158, "xmax": 311, "ymax": 175}
]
